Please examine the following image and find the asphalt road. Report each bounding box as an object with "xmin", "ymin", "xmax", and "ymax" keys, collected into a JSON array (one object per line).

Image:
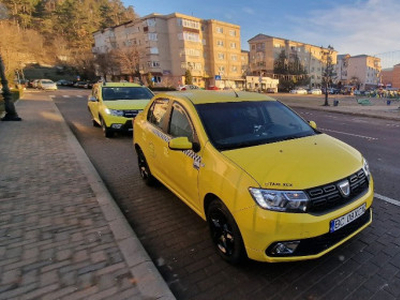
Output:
[{"xmin": 52, "ymin": 88, "xmax": 400, "ymax": 300}]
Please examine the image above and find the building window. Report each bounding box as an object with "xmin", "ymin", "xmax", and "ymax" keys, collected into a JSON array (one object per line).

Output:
[
  {"xmin": 231, "ymin": 55, "xmax": 237, "ymax": 61},
  {"xmin": 230, "ymin": 42, "xmax": 237, "ymax": 49},
  {"xmin": 218, "ymin": 66, "xmax": 225, "ymax": 73},
  {"xmin": 229, "ymin": 30, "xmax": 236, "ymax": 36},
  {"xmin": 150, "ymin": 47, "xmax": 159, "ymax": 54},
  {"xmin": 232, "ymin": 66, "xmax": 237, "ymax": 72},
  {"xmin": 217, "ymin": 40, "xmax": 224, "ymax": 47},
  {"xmin": 183, "ymin": 32, "xmax": 200, "ymax": 42},
  {"xmin": 218, "ymin": 53, "xmax": 225, "ymax": 60},
  {"xmin": 178, "ymin": 18, "xmax": 200, "ymax": 29},
  {"xmin": 251, "ymin": 45, "xmax": 255, "ymax": 50},
  {"xmin": 185, "ymin": 48, "xmax": 201, "ymax": 57},
  {"xmin": 148, "ymin": 33, "xmax": 158, "ymax": 41},
  {"xmin": 216, "ymin": 27, "xmax": 223, "ymax": 33},
  {"xmin": 148, "ymin": 61, "xmax": 160, "ymax": 67},
  {"xmin": 147, "ymin": 18, "xmax": 156, "ymax": 27}
]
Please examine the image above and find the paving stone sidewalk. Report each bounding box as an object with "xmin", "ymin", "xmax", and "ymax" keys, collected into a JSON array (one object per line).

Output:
[{"xmin": 0, "ymin": 94, "xmax": 175, "ymax": 300}]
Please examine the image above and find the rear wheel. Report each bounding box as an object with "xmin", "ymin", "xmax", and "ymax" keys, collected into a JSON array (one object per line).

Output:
[
  {"xmin": 137, "ymin": 149, "xmax": 156, "ymax": 186},
  {"xmin": 207, "ymin": 200, "xmax": 246, "ymax": 264},
  {"xmin": 101, "ymin": 118, "xmax": 114, "ymax": 138}
]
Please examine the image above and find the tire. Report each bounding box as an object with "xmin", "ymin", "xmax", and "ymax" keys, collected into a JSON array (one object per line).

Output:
[
  {"xmin": 101, "ymin": 118, "xmax": 114, "ymax": 138},
  {"xmin": 137, "ymin": 149, "xmax": 156, "ymax": 186},
  {"xmin": 206, "ymin": 199, "xmax": 246, "ymax": 264}
]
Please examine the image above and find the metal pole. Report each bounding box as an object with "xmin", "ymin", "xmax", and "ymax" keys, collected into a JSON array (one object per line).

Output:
[{"xmin": 0, "ymin": 54, "xmax": 21, "ymax": 121}]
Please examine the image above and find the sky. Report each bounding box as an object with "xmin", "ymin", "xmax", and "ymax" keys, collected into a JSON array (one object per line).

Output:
[{"xmin": 124, "ymin": 0, "xmax": 400, "ymax": 68}]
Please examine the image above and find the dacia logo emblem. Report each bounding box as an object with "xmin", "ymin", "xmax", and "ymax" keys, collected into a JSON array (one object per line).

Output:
[{"xmin": 338, "ymin": 180, "xmax": 350, "ymax": 197}]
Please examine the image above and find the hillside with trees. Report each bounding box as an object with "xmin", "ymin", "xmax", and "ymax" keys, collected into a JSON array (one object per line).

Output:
[{"xmin": 0, "ymin": 0, "xmax": 137, "ymax": 82}]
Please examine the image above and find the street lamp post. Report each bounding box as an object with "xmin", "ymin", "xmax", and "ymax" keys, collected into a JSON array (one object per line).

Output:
[{"xmin": 0, "ymin": 54, "xmax": 21, "ymax": 121}]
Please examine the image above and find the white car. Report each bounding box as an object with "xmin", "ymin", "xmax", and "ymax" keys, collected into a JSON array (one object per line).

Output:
[
  {"xmin": 309, "ymin": 88, "xmax": 322, "ymax": 95},
  {"xmin": 177, "ymin": 84, "xmax": 200, "ymax": 91},
  {"xmin": 38, "ymin": 79, "xmax": 58, "ymax": 91},
  {"xmin": 290, "ymin": 88, "xmax": 307, "ymax": 94}
]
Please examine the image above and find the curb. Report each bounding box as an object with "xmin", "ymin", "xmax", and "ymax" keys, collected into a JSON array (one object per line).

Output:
[{"xmin": 48, "ymin": 96, "xmax": 176, "ymax": 300}]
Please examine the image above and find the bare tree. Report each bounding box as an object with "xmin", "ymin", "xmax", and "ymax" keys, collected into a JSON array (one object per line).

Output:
[
  {"xmin": 321, "ymin": 45, "xmax": 336, "ymax": 106},
  {"xmin": 112, "ymin": 46, "xmax": 142, "ymax": 84},
  {"xmin": 93, "ymin": 52, "xmax": 118, "ymax": 80}
]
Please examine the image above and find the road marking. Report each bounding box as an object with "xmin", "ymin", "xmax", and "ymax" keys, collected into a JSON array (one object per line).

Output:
[
  {"xmin": 63, "ymin": 95, "xmax": 70, "ymax": 98},
  {"xmin": 375, "ymin": 193, "xmax": 400, "ymax": 207},
  {"xmin": 320, "ymin": 128, "xmax": 378, "ymax": 141}
]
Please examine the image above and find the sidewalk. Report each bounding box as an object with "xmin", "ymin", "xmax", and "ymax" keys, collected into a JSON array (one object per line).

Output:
[{"xmin": 0, "ymin": 93, "xmax": 175, "ymax": 300}]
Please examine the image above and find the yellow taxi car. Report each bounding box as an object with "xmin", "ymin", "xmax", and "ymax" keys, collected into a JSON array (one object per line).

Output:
[
  {"xmin": 88, "ymin": 82, "xmax": 154, "ymax": 138},
  {"xmin": 133, "ymin": 90, "xmax": 374, "ymax": 264}
]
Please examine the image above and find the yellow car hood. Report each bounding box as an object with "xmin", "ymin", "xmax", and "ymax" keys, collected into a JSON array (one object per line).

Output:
[
  {"xmin": 103, "ymin": 99, "xmax": 150, "ymax": 110},
  {"xmin": 222, "ymin": 134, "xmax": 363, "ymax": 190}
]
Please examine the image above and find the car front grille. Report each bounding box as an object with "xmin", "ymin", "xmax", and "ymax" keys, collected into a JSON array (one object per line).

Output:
[
  {"xmin": 123, "ymin": 110, "xmax": 140, "ymax": 118},
  {"xmin": 306, "ymin": 169, "xmax": 369, "ymax": 214}
]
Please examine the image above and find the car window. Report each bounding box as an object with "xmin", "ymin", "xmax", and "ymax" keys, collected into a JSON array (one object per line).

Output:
[
  {"xmin": 196, "ymin": 101, "xmax": 317, "ymax": 151},
  {"xmin": 168, "ymin": 103, "xmax": 194, "ymax": 142},
  {"xmin": 102, "ymin": 87, "xmax": 153, "ymax": 101},
  {"xmin": 147, "ymin": 99, "xmax": 169, "ymax": 129}
]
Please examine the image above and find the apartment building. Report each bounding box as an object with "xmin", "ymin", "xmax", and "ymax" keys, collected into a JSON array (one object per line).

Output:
[
  {"xmin": 335, "ymin": 54, "xmax": 381, "ymax": 90},
  {"xmin": 92, "ymin": 13, "xmax": 242, "ymax": 89},
  {"xmin": 248, "ymin": 34, "xmax": 337, "ymax": 88},
  {"xmin": 393, "ymin": 64, "xmax": 400, "ymax": 89}
]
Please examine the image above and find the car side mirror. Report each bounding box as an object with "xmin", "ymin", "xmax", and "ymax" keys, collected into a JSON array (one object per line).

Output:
[
  {"xmin": 309, "ymin": 120, "xmax": 317, "ymax": 129},
  {"xmin": 89, "ymin": 96, "xmax": 97, "ymax": 102},
  {"xmin": 168, "ymin": 137, "xmax": 193, "ymax": 151}
]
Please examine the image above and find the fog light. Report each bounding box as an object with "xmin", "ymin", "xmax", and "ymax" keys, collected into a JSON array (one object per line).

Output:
[
  {"xmin": 111, "ymin": 124, "xmax": 123, "ymax": 129},
  {"xmin": 271, "ymin": 241, "xmax": 300, "ymax": 255}
]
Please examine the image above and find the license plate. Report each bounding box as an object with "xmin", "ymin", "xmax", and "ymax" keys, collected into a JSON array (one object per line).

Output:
[{"xmin": 330, "ymin": 203, "xmax": 366, "ymax": 233}]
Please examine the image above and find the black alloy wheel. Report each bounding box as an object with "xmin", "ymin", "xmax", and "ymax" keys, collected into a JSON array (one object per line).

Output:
[
  {"xmin": 101, "ymin": 118, "xmax": 114, "ymax": 138},
  {"xmin": 137, "ymin": 149, "xmax": 156, "ymax": 186},
  {"xmin": 207, "ymin": 200, "xmax": 245, "ymax": 264}
]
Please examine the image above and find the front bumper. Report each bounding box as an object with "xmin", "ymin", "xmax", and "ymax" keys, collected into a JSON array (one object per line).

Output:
[{"xmin": 234, "ymin": 182, "xmax": 374, "ymax": 263}]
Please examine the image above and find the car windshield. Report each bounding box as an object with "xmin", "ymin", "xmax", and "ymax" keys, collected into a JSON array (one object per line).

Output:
[
  {"xmin": 102, "ymin": 87, "xmax": 153, "ymax": 101},
  {"xmin": 196, "ymin": 101, "xmax": 318, "ymax": 151}
]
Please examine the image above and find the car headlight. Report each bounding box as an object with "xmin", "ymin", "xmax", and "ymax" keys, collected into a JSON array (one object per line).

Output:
[
  {"xmin": 249, "ymin": 188, "xmax": 309, "ymax": 212},
  {"xmin": 105, "ymin": 108, "xmax": 124, "ymax": 116},
  {"xmin": 363, "ymin": 159, "xmax": 371, "ymax": 181}
]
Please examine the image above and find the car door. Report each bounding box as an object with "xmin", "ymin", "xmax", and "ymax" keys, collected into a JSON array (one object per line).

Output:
[
  {"xmin": 143, "ymin": 98, "xmax": 170, "ymax": 180},
  {"xmin": 162, "ymin": 101, "xmax": 201, "ymax": 212},
  {"xmin": 88, "ymin": 86, "xmax": 100, "ymax": 123}
]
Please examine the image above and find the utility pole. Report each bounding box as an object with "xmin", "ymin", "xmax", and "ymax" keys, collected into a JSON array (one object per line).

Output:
[{"xmin": 0, "ymin": 54, "xmax": 21, "ymax": 121}]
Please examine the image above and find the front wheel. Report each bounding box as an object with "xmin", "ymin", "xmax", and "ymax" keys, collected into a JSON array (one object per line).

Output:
[
  {"xmin": 137, "ymin": 149, "xmax": 156, "ymax": 186},
  {"xmin": 101, "ymin": 118, "xmax": 114, "ymax": 138},
  {"xmin": 207, "ymin": 200, "xmax": 246, "ymax": 264}
]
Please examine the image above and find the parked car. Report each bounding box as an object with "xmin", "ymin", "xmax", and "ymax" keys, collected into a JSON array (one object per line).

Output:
[
  {"xmin": 38, "ymin": 79, "xmax": 57, "ymax": 91},
  {"xmin": 309, "ymin": 88, "xmax": 322, "ymax": 95},
  {"xmin": 133, "ymin": 90, "xmax": 373, "ymax": 264},
  {"xmin": 88, "ymin": 82, "xmax": 154, "ymax": 138},
  {"xmin": 74, "ymin": 81, "xmax": 89, "ymax": 88},
  {"xmin": 29, "ymin": 79, "xmax": 40, "ymax": 89},
  {"xmin": 289, "ymin": 88, "xmax": 307, "ymax": 94},
  {"xmin": 177, "ymin": 84, "xmax": 200, "ymax": 91},
  {"xmin": 207, "ymin": 86, "xmax": 220, "ymax": 90},
  {"xmin": 56, "ymin": 79, "xmax": 74, "ymax": 86}
]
